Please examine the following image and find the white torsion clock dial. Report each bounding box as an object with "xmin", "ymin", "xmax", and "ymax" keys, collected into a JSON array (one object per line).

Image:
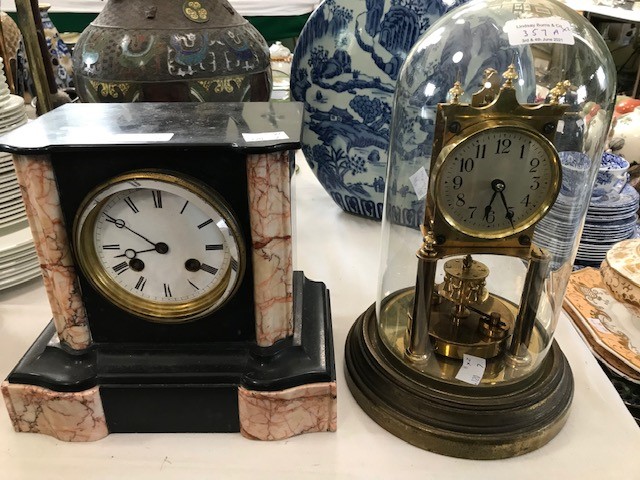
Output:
[
  {"xmin": 74, "ymin": 170, "xmax": 245, "ymax": 323},
  {"xmin": 435, "ymin": 125, "xmax": 560, "ymax": 239}
]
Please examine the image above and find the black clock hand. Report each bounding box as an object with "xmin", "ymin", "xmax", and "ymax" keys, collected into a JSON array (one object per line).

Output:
[
  {"xmin": 498, "ymin": 190, "xmax": 515, "ymax": 229},
  {"xmin": 483, "ymin": 191, "xmax": 497, "ymax": 221},
  {"xmin": 113, "ymin": 247, "xmax": 158, "ymax": 259},
  {"xmin": 103, "ymin": 213, "xmax": 169, "ymax": 253}
]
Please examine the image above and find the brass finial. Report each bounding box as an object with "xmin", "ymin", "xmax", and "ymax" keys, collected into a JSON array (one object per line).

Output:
[
  {"xmin": 449, "ymin": 81, "xmax": 464, "ymax": 104},
  {"xmin": 549, "ymin": 80, "xmax": 571, "ymax": 104},
  {"xmin": 502, "ymin": 64, "xmax": 518, "ymax": 89},
  {"xmin": 482, "ymin": 68, "xmax": 499, "ymax": 86}
]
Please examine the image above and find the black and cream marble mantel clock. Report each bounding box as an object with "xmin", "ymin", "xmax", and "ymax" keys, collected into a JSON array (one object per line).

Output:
[{"xmin": 0, "ymin": 102, "xmax": 336, "ymax": 441}]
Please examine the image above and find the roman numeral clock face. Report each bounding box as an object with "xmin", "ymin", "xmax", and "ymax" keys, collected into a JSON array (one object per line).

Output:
[
  {"xmin": 73, "ymin": 171, "xmax": 245, "ymax": 323},
  {"xmin": 434, "ymin": 126, "xmax": 561, "ymax": 239}
]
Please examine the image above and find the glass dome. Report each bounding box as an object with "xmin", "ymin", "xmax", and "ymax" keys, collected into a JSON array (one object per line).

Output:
[{"xmin": 377, "ymin": 0, "xmax": 616, "ymax": 386}]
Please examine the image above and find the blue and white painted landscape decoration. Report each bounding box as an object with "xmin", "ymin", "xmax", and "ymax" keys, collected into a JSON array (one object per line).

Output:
[{"xmin": 291, "ymin": 0, "xmax": 464, "ymax": 220}]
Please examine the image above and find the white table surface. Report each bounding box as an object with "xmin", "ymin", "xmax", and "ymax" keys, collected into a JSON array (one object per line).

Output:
[{"xmin": 0, "ymin": 153, "xmax": 639, "ymax": 479}]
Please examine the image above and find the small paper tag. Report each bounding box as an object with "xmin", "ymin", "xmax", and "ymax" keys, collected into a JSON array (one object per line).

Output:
[
  {"xmin": 111, "ymin": 133, "xmax": 174, "ymax": 142},
  {"xmin": 504, "ymin": 18, "xmax": 574, "ymax": 46},
  {"xmin": 63, "ymin": 132, "xmax": 174, "ymax": 143},
  {"xmin": 455, "ymin": 354, "xmax": 486, "ymax": 385},
  {"xmin": 409, "ymin": 166, "xmax": 429, "ymax": 200},
  {"xmin": 556, "ymin": 120, "xmax": 565, "ymax": 134},
  {"xmin": 242, "ymin": 131, "xmax": 289, "ymax": 142}
]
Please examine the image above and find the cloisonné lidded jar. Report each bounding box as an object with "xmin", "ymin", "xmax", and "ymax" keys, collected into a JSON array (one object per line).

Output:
[{"xmin": 72, "ymin": 0, "xmax": 271, "ymax": 102}]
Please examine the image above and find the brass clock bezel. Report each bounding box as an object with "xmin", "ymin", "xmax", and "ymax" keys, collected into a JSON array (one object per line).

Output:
[
  {"xmin": 73, "ymin": 170, "xmax": 246, "ymax": 324},
  {"xmin": 432, "ymin": 123, "xmax": 561, "ymax": 240}
]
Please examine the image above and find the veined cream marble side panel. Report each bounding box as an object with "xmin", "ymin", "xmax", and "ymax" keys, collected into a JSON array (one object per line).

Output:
[
  {"xmin": 246, "ymin": 151, "xmax": 293, "ymax": 346},
  {"xmin": 13, "ymin": 154, "xmax": 91, "ymax": 349}
]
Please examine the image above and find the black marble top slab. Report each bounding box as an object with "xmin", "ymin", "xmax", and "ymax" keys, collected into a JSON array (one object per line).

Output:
[{"xmin": 0, "ymin": 102, "xmax": 303, "ymax": 154}]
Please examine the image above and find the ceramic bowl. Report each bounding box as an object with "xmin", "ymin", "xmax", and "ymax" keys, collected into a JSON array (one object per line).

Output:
[
  {"xmin": 601, "ymin": 239, "xmax": 640, "ymax": 310},
  {"xmin": 593, "ymin": 152, "xmax": 629, "ymax": 198},
  {"xmin": 559, "ymin": 151, "xmax": 592, "ymax": 198},
  {"xmin": 611, "ymin": 106, "xmax": 640, "ymax": 164}
]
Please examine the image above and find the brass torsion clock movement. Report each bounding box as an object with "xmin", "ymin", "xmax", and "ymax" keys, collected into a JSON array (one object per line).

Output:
[{"xmin": 408, "ymin": 66, "xmax": 567, "ymax": 365}]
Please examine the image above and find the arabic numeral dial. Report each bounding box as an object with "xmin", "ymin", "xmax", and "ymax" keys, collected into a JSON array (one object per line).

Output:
[{"xmin": 435, "ymin": 127, "xmax": 559, "ymax": 239}]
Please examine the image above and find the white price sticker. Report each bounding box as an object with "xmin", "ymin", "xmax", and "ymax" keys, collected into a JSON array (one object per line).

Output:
[
  {"xmin": 62, "ymin": 131, "xmax": 174, "ymax": 143},
  {"xmin": 504, "ymin": 18, "xmax": 574, "ymax": 46},
  {"xmin": 242, "ymin": 131, "xmax": 289, "ymax": 142},
  {"xmin": 409, "ymin": 166, "xmax": 429, "ymax": 200},
  {"xmin": 111, "ymin": 133, "xmax": 174, "ymax": 142},
  {"xmin": 455, "ymin": 354, "xmax": 486, "ymax": 386}
]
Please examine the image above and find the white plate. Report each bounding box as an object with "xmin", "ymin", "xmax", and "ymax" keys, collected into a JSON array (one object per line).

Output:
[
  {"xmin": 0, "ymin": 239, "xmax": 34, "ymax": 261},
  {"xmin": 0, "ymin": 109, "xmax": 27, "ymax": 127},
  {"xmin": 0, "ymin": 171, "xmax": 19, "ymax": 185},
  {"xmin": 0, "ymin": 186, "xmax": 21, "ymax": 203},
  {"xmin": 0, "ymin": 254, "xmax": 39, "ymax": 277},
  {"xmin": 0, "ymin": 264, "xmax": 41, "ymax": 290},
  {"xmin": 0, "ymin": 212, "xmax": 28, "ymax": 230},
  {"xmin": 0, "ymin": 116, "xmax": 27, "ymax": 134},
  {"xmin": 0, "ymin": 194, "xmax": 24, "ymax": 209},
  {"xmin": 0, "ymin": 220, "xmax": 32, "ymax": 254},
  {"xmin": 0, "ymin": 94, "xmax": 25, "ymax": 115},
  {"xmin": 0, "ymin": 161, "xmax": 15, "ymax": 174},
  {"xmin": 0, "ymin": 179, "xmax": 19, "ymax": 193},
  {"xmin": 0, "ymin": 248, "xmax": 36, "ymax": 270},
  {"xmin": 0, "ymin": 202, "xmax": 25, "ymax": 219}
]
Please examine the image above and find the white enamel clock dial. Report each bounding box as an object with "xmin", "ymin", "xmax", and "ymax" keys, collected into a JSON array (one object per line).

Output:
[
  {"xmin": 434, "ymin": 126, "xmax": 560, "ymax": 239},
  {"xmin": 74, "ymin": 171, "xmax": 245, "ymax": 323}
]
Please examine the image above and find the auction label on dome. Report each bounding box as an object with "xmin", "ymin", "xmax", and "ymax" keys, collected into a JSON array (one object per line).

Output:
[{"xmin": 504, "ymin": 18, "xmax": 574, "ymax": 46}]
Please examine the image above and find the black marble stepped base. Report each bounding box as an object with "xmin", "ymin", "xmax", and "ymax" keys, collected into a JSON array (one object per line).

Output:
[{"xmin": 6, "ymin": 271, "xmax": 335, "ymax": 433}]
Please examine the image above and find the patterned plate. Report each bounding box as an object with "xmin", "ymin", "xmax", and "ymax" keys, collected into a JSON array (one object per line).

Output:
[{"xmin": 564, "ymin": 267, "xmax": 640, "ymax": 376}]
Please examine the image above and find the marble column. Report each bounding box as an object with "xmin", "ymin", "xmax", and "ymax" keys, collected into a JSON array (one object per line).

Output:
[
  {"xmin": 13, "ymin": 154, "xmax": 91, "ymax": 350},
  {"xmin": 246, "ymin": 151, "xmax": 293, "ymax": 346}
]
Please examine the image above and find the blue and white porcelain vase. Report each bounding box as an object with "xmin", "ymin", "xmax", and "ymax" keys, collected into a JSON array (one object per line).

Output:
[
  {"xmin": 292, "ymin": 0, "xmax": 467, "ymax": 220},
  {"xmin": 39, "ymin": 4, "xmax": 73, "ymax": 89}
]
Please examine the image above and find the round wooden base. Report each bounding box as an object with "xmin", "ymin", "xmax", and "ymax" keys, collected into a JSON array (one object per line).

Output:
[{"xmin": 344, "ymin": 303, "xmax": 574, "ymax": 459}]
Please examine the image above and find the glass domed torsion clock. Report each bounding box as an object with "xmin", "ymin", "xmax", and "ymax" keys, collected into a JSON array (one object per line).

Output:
[
  {"xmin": 344, "ymin": 0, "xmax": 618, "ymax": 455},
  {"xmin": 0, "ymin": 102, "xmax": 336, "ymax": 441}
]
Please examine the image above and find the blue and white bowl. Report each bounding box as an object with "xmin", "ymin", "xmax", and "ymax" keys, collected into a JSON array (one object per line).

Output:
[{"xmin": 593, "ymin": 152, "xmax": 630, "ymax": 199}]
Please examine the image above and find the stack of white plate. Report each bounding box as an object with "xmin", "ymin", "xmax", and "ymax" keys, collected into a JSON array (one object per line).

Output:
[
  {"xmin": 0, "ymin": 220, "xmax": 39, "ymax": 289},
  {"xmin": 0, "ymin": 57, "xmax": 39, "ymax": 290}
]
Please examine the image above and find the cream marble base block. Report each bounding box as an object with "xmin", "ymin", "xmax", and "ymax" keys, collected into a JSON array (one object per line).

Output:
[
  {"xmin": 238, "ymin": 382, "xmax": 337, "ymax": 440},
  {"xmin": 246, "ymin": 152, "xmax": 293, "ymax": 346},
  {"xmin": 1, "ymin": 381, "xmax": 108, "ymax": 442}
]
